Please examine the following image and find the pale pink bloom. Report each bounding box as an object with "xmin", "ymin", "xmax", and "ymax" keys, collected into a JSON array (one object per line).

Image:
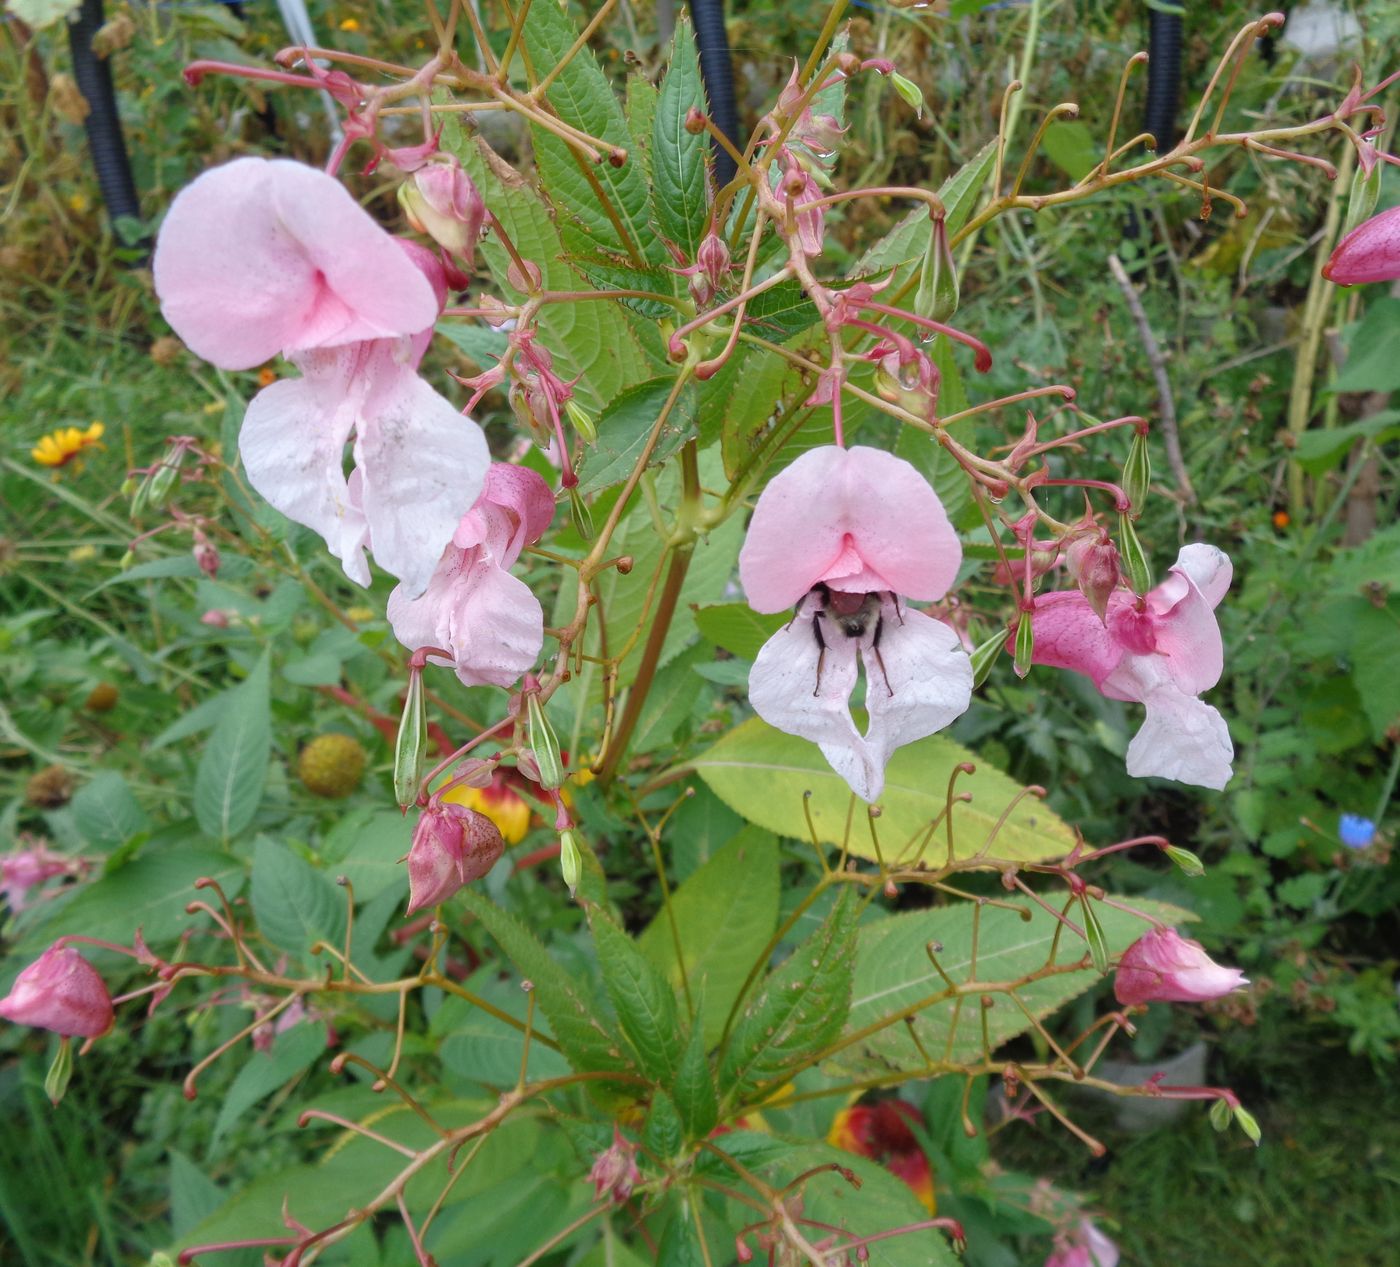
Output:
[
  {"xmin": 400, "ymin": 158, "xmax": 487, "ymax": 266},
  {"xmin": 740, "ymin": 446, "xmax": 972, "ymax": 802},
  {"xmin": 782, "ymin": 157, "xmax": 826, "ymax": 257},
  {"xmin": 155, "ymin": 160, "xmax": 488, "ymax": 596},
  {"xmin": 1322, "ymin": 204, "xmax": 1400, "ymax": 286},
  {"xmin": 1114, "ymin": 927, "xmax": 1248, "ymax": 1006},
  {"xmin": 1031, "ymin": 544, "xmax": 1234, "ymax": 789},
  {"xmin": 388, "ymin": 464, "xmax": 555, "ymax": 688},
  {"xmin": 1, "ymin": 842, "xmax": 71, "ymax": 912},
  {"xmin": 1046, "ymin": 1219, "xmax": 1119, "ymax": 1267},
  {"xmin": 405, "ymin": 802, "xmax": 506, "ymax": 913},
  {"xmin": 0, "ymin": 945, "xmax": 113, "ymax": 1038}
]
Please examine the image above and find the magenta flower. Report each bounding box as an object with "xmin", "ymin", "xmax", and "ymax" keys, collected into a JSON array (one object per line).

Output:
[
  {"xmin": 0, "ymin": 945, "xmax": 113, "ymax": 1038},
  {"xmin": 1045, "ymin": 1219, "xmax": 1119, "ymax": 1267},
  {"xmin": 405, "ymin": 802, "xmax": 506, "ymax": 914},
  {"xmin": 388, "ymin": 464, "xmax": 555, "ymax": 688},
  {"xmin": 153, "ymin": 158, "xmax": 488, "ymax": 596},
  {"xmin": 588, "ymin": 1128, "xmax": 641, "ymax": 1204},
  {"xmin": 1114, "ymin": 927, "xmax": 1247, "ymax": 1006},
  {"xmin": 1322, "ymin": 204, "xmax": 1400, "ymax": 286},
  {"xmin": 1031, "ymin": 544, "xmax": 1234, "ymax": 789},
  {"xmin": 400, "ymin": 157, "xmax": 488, "ymax": 267},
  {"xmin": 1, "ymin": 842, "xmax": 71, "ymax": 912},
  {"xmin": 740, "ymin": 445, "xmax": 972, "ymax": 802}
]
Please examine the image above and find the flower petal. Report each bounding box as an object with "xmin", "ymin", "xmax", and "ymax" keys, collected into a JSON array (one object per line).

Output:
[
  {"xmin": 239, "ymin": 364, "xmax": 369, "ymax": 585},
  {"xmin": 354, "ymin": 349, "xmax": 489, "ymax": 597},
  {"xmin": 1171, "ymin": 543, "xmax": 1232, "ymax": 608},
  {"xmin": 481, "ymin": 463, "xmax": 556, "ymax": 567},
  {"xmin": 1145, "ymin": 564, "xmax": 1224, "ymax": 696},
  {"xmin": 1125, "ymin": 685, "xmax": 1233, "ymax": 789},
  {"xmin": 748, "ymin": 606, "xmax": 883, "ymax": 800},
  {"xmin": 1030, "ymin": 590, "xmax": 1125, "ymax": 688},
  {"xmin": 1322, "ymin": 204, "xmax": 1400, "ymax": 286},
  {"xmin": 153, "ymin": 158, "xmax": 438, "ymax": 370},
  {"xmin": 862, "ymin": 605, "xmax": 972, "ymax": 775},
  {"xmin": 739, "ymin": 446, "xmax": 961, "ymax": 612}
]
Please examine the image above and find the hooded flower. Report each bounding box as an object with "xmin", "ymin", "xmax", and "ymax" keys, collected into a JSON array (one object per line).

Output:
[
  {"xmin": 1045, "ymin": 1219, "xmax": 1119, "ymax": 1267},
  {"xmin": 1031, "ymin": 544, "xmax": 1234, "ymax": 790},
  {"xmin": 740, "ymin": 445, "xmax": 972, "ymax": 802},
  {"xmin": 405, "ymin": 801, "xmax": 506, "ymax": 914},
  {"xmin": 387, "ymin": 464, "xmax": 555, "ymax": 688},
  {"xmin": 153, "ymin": 158, "xmax": 488, "ymax": 596},
  {"xmin": 1322, "ymin": 204, "xmax": 1400, "ymax": 286},
  {"xmin": 1113, "ymin": 927, "xmax": 1248, "ymax": 1006},
  {"xmin": 0, "ymin": 945, "xmax": 113, "ymax": 1038}
]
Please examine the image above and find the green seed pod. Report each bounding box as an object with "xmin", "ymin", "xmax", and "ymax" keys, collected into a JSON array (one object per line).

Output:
[
  {"xmin": 1342, "ymin": 161, "xmax": 1383, "ymax": 237},
  {"xmin": 559, "ymin": 828, "xmax": 581, "ymax": 898},
  {"xmin": 914, "ymin": 215, "xmax": 959, "ymax": 324},
  {"xmin": 45, "ymin": 1036, "xmax": 74, "ymax": 1107},
  {"xmin": 891, "ymin": 71, "xmax": 925, "ymax": 119},
  {"xmin": 568, "ymin": 486, "xmax": 595, "ymax": 540},
  {"xmin": 970, "ymin": 626, "xmax": 1010, "ymax": 689},
  {"xmin": 1164, "ymin": 844, "xmax": 1205, "ymax": 877},
  {"xmin": 564, "ymin": 398, "xmax": 596, "ymax": 444},
  {"xmin": 1012, "ymin": 614, "xmax": 1035, "ymax": 679},
  {"xmin": 1081, "ymin": 898, "xmax": 1109, "ymax": 974},
  {"xmin": 526, "ymin": 693, "xmax": 565, "ymax": 791},
  {"xmin": 1117, "ymin": 513, "xmax": 1152, "ymax": 595},
  {"xmin": 1122, "ymin": 429, "xmax": 1151, "ymax": 519},
  {"xmin": 394, "ymin": 670, "xmax": 427, "ymax": 809}
]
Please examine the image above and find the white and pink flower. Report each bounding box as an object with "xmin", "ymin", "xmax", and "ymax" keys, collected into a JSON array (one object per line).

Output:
[
  {"xmin": 1031, "ymin": 544, "xmax": 1234, "ymax": 789},
  {"xmin": 153, "ymin": 157, "xmax": 488, "ymax": 596},
  {"xmin": 1114, "ymin": 927, "xmax": 1248, "ymax": 1007},
  {"xmin": 740, "ymin": 445, "xmax": 972, "ymax": 802}
]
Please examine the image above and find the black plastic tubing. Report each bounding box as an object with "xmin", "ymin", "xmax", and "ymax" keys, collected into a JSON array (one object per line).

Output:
[
  {"xmin": 688, "ymin": 0, "xmax": 740, "ymax": 189},
  {"xmin": 1144, "ymin": 5, "xmax": 1183, "ymax": 152}
]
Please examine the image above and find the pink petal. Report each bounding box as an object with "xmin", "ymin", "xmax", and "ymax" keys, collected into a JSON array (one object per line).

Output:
[
  {"xmin": 1125, "ymin": 685, "xmax": 1233, "ymax": 789},
  {"xmin": 153, "ymin": 158, "xmax": 439, "ymax": 370},
  {"xmin": 1144, "ymin": 565, "xmax": 1224, "ymax": 696},
  {"xmin": 353, "ymin": 349, "xmax": 489, "ymax": 597},
  {"xmin": 239, "ymin": 362, "xmax": 367, "ymax": 584},
  {"xmin": 862, "ymin": 605, "xmax": 972, "ymax": 776},
  {"xmin": 748, "ymin": 606, "xmax": 880, "ymax": 800},
  {"xmin": 1322, "ymin": 204, "xmax": 1400, "ymax": 286},
  {"xmin": 1030, "ymin": 591, "xmax": 1125, "ymax": 688},
  {"xmin": 1115, "ymin": 928, "xmax": 1247, "ymax": 1005},
  {"xmin": 481, "ymin": 463, "xmax": 556, "ymax": 567},
  {"xmin": 739, "ymin": 446, "xmax": 961, "ymax": 612}
]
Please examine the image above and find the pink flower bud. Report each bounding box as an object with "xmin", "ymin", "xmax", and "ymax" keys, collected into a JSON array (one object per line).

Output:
[
  {"xmin": 697, "ymin": 232, "xmax": 731, "ymax": 293},
  {"xmin": 1322, "ymin": 204, "xmax": 1400, "ymax": 286},
  {"xmin": 192, "ymin": 536, "xmax": 220, "ymax": 580},
  {"xmin": 1066, "ymin": 535, "xmax": 1120, "ymax": 623},
  {"xmin": 588, "ymin": 1128, "xmax": 640, "ymax": 1204},
  {"xmin": 2, "ymin": 842, "xmax": 70, "ymax": 912},
  {"xmin": 200, "ymin": 608, "xmax": 230, "ymax": 628},
  {"xmin": 405, "ymin": 803, "xmax": 505, "ymax": 914},
  {"xmin": 1114, "ymin": 927, "xmax": 1247, "ymax": 1006},
  {"xmin": 400, "ymin": 159, "xmax": 487, "ymax": 267},
  {"xmin": 0, "ymin": 944, "xmax": 114, "ymax": 1038}
]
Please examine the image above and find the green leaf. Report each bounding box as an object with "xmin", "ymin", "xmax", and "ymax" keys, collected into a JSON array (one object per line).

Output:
[
  {"xmin": 652, "ymin": 19, "xmax": 711, "ymax": 258},
  {"xmin": 743, "ymin": 277, "xmax": 823, "ymax": 340},
  {"xmin": 643, "ymin": 1089, "xmax": 685, "ymax": 1159},
  {"xmin": 1042, "ymin": 120, "xmax": 1098, "ymax": 180},
  {"xmin": 524, "ymin": 0, "xmax": 662, "ymax": 264},
  {"xmin": 711, "ymin": 343, "xmax": 799, "ymax": 480},
  {"xmin": 168, "ymin": 1151, "xmax": 224, "ymax": 1240},
  {"xmin": 569, "ymin": 255, "xmax": 679, "ymax": 319},
  {"xmin": 1331, "ymin": 298, "xmax": 1400, "ymax": 394},
  {"xmin": 194, "ymin": 652, "xmax": 271, "ymax": 841},
  {"xmin": 435, "ymin": 971, "xmax": 571, "ymax": 1087},
  {"xmin": 720, "ymin": 889, "xmax": 858, "ymax": 1104},
  {"xmin": 1292, "ymin": 411, "xmax": 1400, "ymax": 473},
  {"xmin": 638, "ymin": 826, "xmax": 780, "ymax": 1048},
  {"xmin": 250, "ymin": 837, "xmax": 347, "ymax": 958},
  {"xmin": 827, "ymin": 896, "xmax": 1188, "ymax": 1078},
  {"xmin": 148, "ymin": 690, "xmax": 229, "ymax": 751},
  {"xmin": 576, "ymin": 376, "xmax": 698, "ymax": 495},
  {"xmin": 693, "ymin": 718, "xmax": 1077, "ymax": 864},
  {"xmin": 319, "ymin": 807, "xmax": 412, "ymax": 903},
  {"xmin": 458, "ymin": 889, "xmax": 636, "ymax": 1084},
  {"xmin": 211, "ymin": 1020, "xmax": 325, "ymax": 1145},
  {"xmin": 589, "ymin": 907, "xmax": 686, "ymax": 1083},
  {"xmin": 1348, "ymin": 602, "xmax": 1400, "ymax": 742},
  {"xmin": 671, "ymin": 1016, "xmax": 719, "ymax": 1138},
  {"xmin": 434, "ymin": 321, "xmax": 510, "ymax": 368},
  {"xmin": 70, "ymin": 772, "xmax": 147, "ymax": 848},
  {"xmin": 692, "ymin": 603, "xmax": 789, "ymax": 660}
]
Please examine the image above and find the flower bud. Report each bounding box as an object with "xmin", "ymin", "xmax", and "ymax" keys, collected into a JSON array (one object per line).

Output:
[
  {"xmin": 393, "ymin": 668, "xmax": 427, "ymax": 810},
  {"xmin": 526, "ymin": 694, "xmax": 565, "ymax": 790},
  {"xmin": 696, "ymin": 232, "xmax": 731, "ymax": 293},
  {"xmin": 192, "ymin": 534, "xmax": 220, "ymax": 580},
  {"xmin": 588, "ymin": 1128, "xmax": 640, "ymax": 1203},
  {"xmin": 405, "ymin": 803, "xmax": 505, "ymax": 914},
  {"xmin": 1065, "ymin": 535, "xmax": 1120, "ymax": 624},
  {"xmin": 0, "ymin": 944, "xmax": 114, "ymax": 1038},
  {"xmin": 564, "ymin": 397, "xmax": 596, "ymax": 444},
  {"xmin": 559, "ymin": 828, "xmax": 582, "ymax": 898},
  {"xmin": 1113, "ymin": 927, "xmax": 1247, "ymax": 1006},
  {"xmin": 914, "ymin": 215, "xmax": 958, "ymax": 323},
  {"xmin": 399, "ymin": 159, "xmax": 487, "ymax": 266},
  {"xmin": 890, "ymin": 71, "xmax": 925, "ymax": 118},
  {"xmin": 1163, "ymin": 844, "xmax": 1205, "ymax": 876}
]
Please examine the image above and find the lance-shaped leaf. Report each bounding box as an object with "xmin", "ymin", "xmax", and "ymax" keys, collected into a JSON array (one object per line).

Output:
[
  {"xmin": 589, "ymin": 907, "xmax": 686, "ymax": 1084},
  {"xmin": 652, "ymin": 19, "xmax": 710, "ymax": 258},
  {"xmin": 670, "ymin": 1016, "xmax": 719, "ymax": 1139}
]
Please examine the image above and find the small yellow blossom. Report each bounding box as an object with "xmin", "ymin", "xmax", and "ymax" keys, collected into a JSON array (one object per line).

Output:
[
  {"xmin": 257, "ymin": 366, "xmax": 278, "ymax": 388},
  {"xmin": 339, "ymin": 17, "xmax": 361, "ymax": 32},
  {"xmin": 68, "ymin": 192, "xmax": 90, "ymax": 214},
  {"xmin": 345, "ymin": 605, "xmax": 377, "ymax": 623},
  {"xmin": 32, "ymin": 421, "xmax": 104, "ymax": 470}
]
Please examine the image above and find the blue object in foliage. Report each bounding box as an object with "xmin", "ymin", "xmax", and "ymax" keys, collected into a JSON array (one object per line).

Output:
[{"xmin": 1339, "ymin": 814, "xmax": 1376, "ymax": 849}]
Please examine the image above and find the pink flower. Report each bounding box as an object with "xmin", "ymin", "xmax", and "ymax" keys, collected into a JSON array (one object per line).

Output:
[
  {"xmin": 154, "ymin": 159, "xmax": 489, "ymax": 596},
  {"xmin": 740, "ymin": 446, "xmax": 972, "ymax": 802},
  {"xmin": 1322, "ymin": 204, "xmax": 1400, "ymax": 286},
  {"xmin": 588, "ymin": 1128, "xmax": 640, "ymax": 1204},
  {"xmin": 1, "ymin": 842, "xmax": 71, "ymax": 912},
  {"xmin": 1114, "ymin": 927, "xmax": 1248, "ymax": 1006},
  {"xmin": 400, "ymin": 157, "xmax": 488, "ymax": 266},
  {"xmin": 1031, "ymin": 544, "xmax": 1234, "ymax": 789},
  {"xmin": 1046, "ymin": 1219, "xmax": 1119, "ymax": 1267},
  {"xmin": 405, "ymin": 802, "xmax": 506, "ymax": 913},
  {"xmin": 0, "ymin": 945, "xmax": 113, "ymax": 1038},
  {"xmin": 388, "ymin": 464, "xmax": 555, "ymax": 687}
]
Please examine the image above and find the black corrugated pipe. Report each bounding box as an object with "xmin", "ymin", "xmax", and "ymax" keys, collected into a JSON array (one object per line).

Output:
[
  {"xmin": 688, "ymin": 0, "xmax": 740, "ymax": 189},
  {"xmin": 1144, "ymin": 5, "xmax": 1183, "ymax": 153},
  {"xmin": 67, "ymin": 0, "xmax": 145, "ymax": 248}
]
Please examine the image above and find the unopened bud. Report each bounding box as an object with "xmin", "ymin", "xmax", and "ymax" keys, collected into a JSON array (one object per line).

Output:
[
  {"xmin": 393, "ymin": 668, "xmax": 427, "ymax": 809},
  {"xmin": 119, "ymin": 549, "xmax": 135, "ymax": 571},
  {"xmin": 970, "ymin": 626, "xmax": 1009, "ymax": 688},
  {"xmin": 1081, "ymin": 898, "xmax": 1109, "ymax": 973},
  {"xmin": 1234, "ymin": 1103, "xmax": 1262, "ymax": 1146},
  {"xmin": 696, "ymin": 232, "xmax": 731, "ymax": 292},
  {"xmin": 890, "ymin": 70, "xmax": 925, "ymax": 118},
  {"xmin": 1164, "ymin": 844, "xmax": 1205, "ymax": 877},
  {"xmin": 1343, "ymin": 161, "xmax": 1383, "ymax": 236},
  {"xmin": 1117, "ymin": 513, "xmax": 1152, "ymax": 595},
  {"xmin": 568, "ymin": 486, "xmax": 595, "ymax": 540},
  {"xmin": 1122, "ymin": 429, "xmax": 1151, "ymax": 518},
  {"xmin": 1066, "ymin": 535, "xmax": 1120, "ymax": 623},
  {"xmin": 399, "ymin": 159, "xmax": 487, "ymax": 266},
  {"xmin": 192, "ymin": 535, "xmax": 220, "ymax": 580},
  {"xmin": 684, "ymin": 106, "xmax": 707, "ymax": 135},
  {"xmin": 1209, "ymin": 1097, "xmax": 1233, "ymax": 1131},
  {"xmin": 1012, "ymin": 614, "xmax": 1035, "ymax": 679},
  {"xmin": 914, "ymin": 215, "xmax": 958, "ymax": 323},
  {"xmin": 527, "ymin": 694, "xmax": 564, "ymax": 789},
  {"xmin": 564, "ymin": 397, "xmax": 596, "ymax": 444},
  {"xmin": 145, "ymin": 442, "xmax": 188, "ymax": 510},
  {"xmin": 506, "ymin": 259, "xmax": 544, "ymax": 293},
  {"xmin": 405, "ymin": 803, "xmax": 504, "ymax": 913},
  {"xmin": 559, "ymin": 828, "xmax": 582, "ymax": 898}
]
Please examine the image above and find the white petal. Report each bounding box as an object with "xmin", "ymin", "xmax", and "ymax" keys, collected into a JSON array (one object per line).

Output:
[
  {"xmin": 862, "ymin": 607, "xmax": 973, "ymax": 773},
  {"xmin": 444, "ymin": 559, "xmax": 545, "ymax": 688},
  {"xmin": 1173, "ymin": 543, "xmax": 1232, "ymax": 608},
  {"xmin": 1126, "ymin": 687, "xmax": 1234, "ymax": 789},
  {"xmin": 354, "ymin": 351, "xmax": 489, "ymax": 597}
]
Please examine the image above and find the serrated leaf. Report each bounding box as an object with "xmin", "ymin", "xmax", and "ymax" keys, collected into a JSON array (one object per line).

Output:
[
  {"xmin": 827, "ymin": 896, "xmax": 1190, "ymax": 1078},
  {"xmin": 458, "ymin": 889, "xmax": 636, "ymax": 1084},
  {"xmin": 653, "ymin": 19, "xmax": 710, "ymax": 258},
  {"xmin": 570, "ymin": 255, "xmax": 679, "ymax": 319},
  {"xmin": 70, "ymin": 772, "xmax": 148, "ymax": 848},
  {"xmin": 643, "ymin": 1089, "xmax": 685, "ymax": 1159},
  {"xmin": 693, "ymin": 718, "xmax": 1077, "ymax": 864},
  {"xmin": 742, "ymin": 276, "xmax": 824, "ymax": 339},
  {"xmin": 575, "ymin": 376, "xmax": 698, "ymax": 495},
  {"xmin": 693, "ymin": 603, "xmax": 789, "ymax": 660},
  {"xmin": 589, "ymin": 908, "xmax": 685, "ymax": 1084},
  {"xmin": 720, "ymin": 889, "xmax": 858, "ymax": 1104},
  {"xmin": 194, "ymin": 652, "xmax": 270, "ymax": 841},
  {"xmin": 250, "ymin": 837, "xmax": 346, "ymax": 959},
  {"xmin": 638, "ymin": 826, "xmax": 780, "ymax": 1048},
  {"xmin": 211, "ymin": 1020, "xmax": 325, "ymax": 1145},
  {"xmin": 671, "ymin": 1018, "xmax": 719, "ymax": 1138},
  {"xmin": 435, "ymin": 971, "xmax": 571, "ymax": 1087}
]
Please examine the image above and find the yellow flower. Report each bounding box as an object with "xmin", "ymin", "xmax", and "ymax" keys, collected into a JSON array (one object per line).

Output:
[
  {"xmin": 441, "ymin": 778, "xmax": 532, "ymax": 845},
  {"xmin": 257, "ymin": 365, "xmax": 278, "ymax": 388},
  {"xmin": 339, "ymin": 17, "xmax": 361, "ymax": 31},
  {"xmin": 32, "ymin": 421, "xmax": 104, "ymax": 470}
]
